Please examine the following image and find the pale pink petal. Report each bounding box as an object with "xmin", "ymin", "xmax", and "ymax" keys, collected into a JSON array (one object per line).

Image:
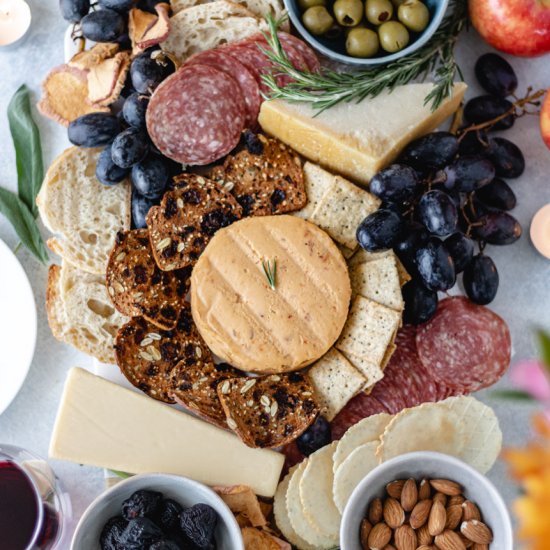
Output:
[{"xmin": 510, "ymin": 360, "xmax": 550, "ymax": 401}]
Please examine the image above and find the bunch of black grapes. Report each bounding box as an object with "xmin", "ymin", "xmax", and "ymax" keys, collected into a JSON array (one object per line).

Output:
[{"xmin": 357, "ymin": 54, "xmax": 525, "ymax": 325}]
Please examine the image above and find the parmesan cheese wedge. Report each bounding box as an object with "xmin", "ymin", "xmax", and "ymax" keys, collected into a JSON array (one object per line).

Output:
[{"xmin": 259, "ymin": 82, "xmax": 467, "ymax": 186}]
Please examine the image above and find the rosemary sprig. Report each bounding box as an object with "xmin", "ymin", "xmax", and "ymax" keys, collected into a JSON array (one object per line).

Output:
[
  {"xmin": 261, "ymin": 0, "xmax": 468, "ymax": 113},
  {"xmin": 262, "ymin": 259, "xmax": 277, "ymax": 290}
]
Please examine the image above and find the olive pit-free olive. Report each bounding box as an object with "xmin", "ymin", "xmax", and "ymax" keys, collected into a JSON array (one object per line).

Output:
[
  {"xmin": 378, "ymin": 20, "xmax": 410, "ymax": 52},
  {"xmin": 365, "ymin": 0, "xmax": 394, "ymax": 25},
  {"xmin": 302, "ymin": 5, "xmax": 334, "ymax": 34},
  {"xmin": 298, "ymin": 0, "xmax": 326, "ymax": 10},
  {"xmin": 346, "ymin": 27, "xmax": 380, "ymax": 57},
  {"xmin": 398, "ymin": 0, "xmax": 430, "ymax": 32},
  {"xmin": 333, "ymin": 0, "xmax": 364, "ymax": 27}
]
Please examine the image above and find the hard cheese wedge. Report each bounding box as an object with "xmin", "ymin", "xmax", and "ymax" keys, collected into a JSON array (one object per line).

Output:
[
  {"xmin": 258, "ymin": 82, "xmax": 467, "ymax": 186},
  {"xmin": 49, "ymin": 368, "xmax": 284, "ymax": 497}
]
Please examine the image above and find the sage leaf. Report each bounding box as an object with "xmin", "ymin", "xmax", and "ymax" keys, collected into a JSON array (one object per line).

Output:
[
  {"xmin": 109, "ymin": 469, "xmax": 133, "ymax": 479},
  {"xmin": 0, "ymin": 188, "xmax": 48, "ymax": 264},
  {"xmin": 492, "ymin": 389, "xmax": 535, "ymax": 402},
  {"xmin": 8, "ymin": 84, "xmax": 44, "ymax": 217}
]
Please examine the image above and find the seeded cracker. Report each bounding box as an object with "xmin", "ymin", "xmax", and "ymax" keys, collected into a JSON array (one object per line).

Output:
[
  {"xmin": 146, "ymin": 174, "xmax": 242, "ymax": 271},
  {"xmin": 209, "ymin": 135, "xmax": 307, "ymax": 217},
  {"xmin": 217, "ymin": 372, "xmax": 320, "ymax": 448},
  {"xmin": 106, "ymin": 229, "xmax": 190, "ymax": 330}
]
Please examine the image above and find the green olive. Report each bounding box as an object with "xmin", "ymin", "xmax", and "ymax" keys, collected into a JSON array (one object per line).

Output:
[
  {"xmin": 302, "ymin": 5, "xmax": 334, "ymax": 35},
  {"xmin": 333, "ymin": 0, "xmax": 364, "ymax": 27},
  {"xmin": 345, "ymin": 22, "xmax": 367, "ymax": 35},
  {"xmin": 378, "ymin": 20, "xmax": 409, "ymax": 52},
  {"xmin": 346, "ymin": 27, "xmax": 379, "ymax": 57},
  {"xmin": 398, "ymin": 0, "xmax": 430, "ymax": 32},
  {"xmin": 391, "ymin": 0, "xmax": 406, "ymax": 6},
  {"xmin": 298, "ymin": 0, "xmax": 326, "ymax": 12},
  {"xmin": 365, "ymin": 0, "xmax": 393, "ymax": 25}
]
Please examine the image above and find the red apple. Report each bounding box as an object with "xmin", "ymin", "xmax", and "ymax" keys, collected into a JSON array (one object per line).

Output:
[
  {"xmin": 541, "ymin": 91, "xmax": 550, "ymax": 149},
  {"xmin": 469, "ymin": 0, "xmax": 550, "ymax": 57}
]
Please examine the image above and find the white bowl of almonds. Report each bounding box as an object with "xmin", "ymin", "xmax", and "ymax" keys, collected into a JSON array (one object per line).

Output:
[{"xmin": 340, "ymin": 451, "xmax": 513, "ymax": 550}]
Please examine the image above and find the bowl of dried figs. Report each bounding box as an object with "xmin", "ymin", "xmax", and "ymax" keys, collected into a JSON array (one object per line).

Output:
[{"xmin": 340, "ymin": 451, "xmax": 513, "ymax": 550}]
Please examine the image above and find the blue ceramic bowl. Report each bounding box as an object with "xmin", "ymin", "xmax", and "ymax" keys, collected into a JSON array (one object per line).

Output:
[{"xmin": 284, "ymin": 0, "xmax": 450, "ymax": 66}]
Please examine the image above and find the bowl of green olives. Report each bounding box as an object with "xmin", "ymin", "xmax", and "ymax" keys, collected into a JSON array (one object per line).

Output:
[{"xmin": 286, "ymin": 0, "xmax": 449, "ymax": 65}]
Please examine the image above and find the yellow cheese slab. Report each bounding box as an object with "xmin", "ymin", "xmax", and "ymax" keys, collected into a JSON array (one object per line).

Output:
[
  {"xmin": 259, "ymin": 83, "xmax": 467, "ymax": 186},
  {"xmin": 49, "ymin": 368, "xmax": 285, "ymax": 496}
]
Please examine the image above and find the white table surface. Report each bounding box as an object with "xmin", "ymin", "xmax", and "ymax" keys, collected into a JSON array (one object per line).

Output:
[{"xmin": 0, "ymin": 0, "xmax": 549, "ymax": 544}]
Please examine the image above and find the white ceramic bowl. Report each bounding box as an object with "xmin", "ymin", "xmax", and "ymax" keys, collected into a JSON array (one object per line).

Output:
[
  {"xmin": 340, "ymin": 452, "xmax": 513, "ymax": 549},
  {"xmin": 71, "ymin": 473, "xmax": 244, "ymax": 550}
]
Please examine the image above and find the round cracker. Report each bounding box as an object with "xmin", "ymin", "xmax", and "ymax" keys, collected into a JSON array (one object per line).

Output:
[
  {"xmin": 333, "ymin": 441, "xmax": 380, "ymax": 513},
  {"xmin": 274, "ymin": 466, "xmax": 316, "ymax": 550},
  {"xmin": 286, "ymin": 460, "xmax": 335, "ymax": 548},
  {"xmin": 333, "ymin": 412, "xmax": 392, "ymax": 472},
  {"xmin": 439, "ymin": 395, "xmax": 502, "ymax": 474},
  {"xmin": 299, "ymin": 442, "xmax": 341, "ymax": 544},
  {"xmin": 377, "ymin": 401, "xmax": 465, "ymax": 463}
]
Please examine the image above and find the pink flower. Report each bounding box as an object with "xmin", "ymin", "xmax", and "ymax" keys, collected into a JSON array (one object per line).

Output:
[{"xmin": 510, "ymin": 360, "xmax": 550, "ymax": 402}]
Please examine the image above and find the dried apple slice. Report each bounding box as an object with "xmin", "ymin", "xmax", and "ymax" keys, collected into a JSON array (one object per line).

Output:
[
  {"xmin": 87, "ymin": 51, "xmax": 131, "ymax": 106},
  {"xmin": 129, "ymin": 3, "xmax": 171, "ymax": 55},
  {"xmin": 68, "ymin": 42, "xmax": 120, "ymax": 71}
]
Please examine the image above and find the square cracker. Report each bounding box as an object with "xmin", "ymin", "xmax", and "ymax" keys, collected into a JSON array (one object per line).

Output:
[
  {"xmin": 348, "ymin": 247, "xmax": 394, "ymax": 267},
  {"xmin": 294, "ymin": 162, "xmax": 332, "ymax": 221},
  {"xmin": 336, "ymin": 295, "xmax": 402, "ymax": 367},
  {"xmin": 342, "ymin": 352, "xmax": 385, "ymax": 389},
  {"xmin": 350, "ymin": 256, "xmax": 404, "ymax": 311},
  {"xmin": 308, "ymin": 348, "xmax": 366, "ymax": 421}
]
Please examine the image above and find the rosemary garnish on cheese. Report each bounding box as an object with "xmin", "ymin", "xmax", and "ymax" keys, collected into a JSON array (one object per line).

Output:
[{"xmin": 262, "ymin": 258, "xmax": 277, "ymax": 290}]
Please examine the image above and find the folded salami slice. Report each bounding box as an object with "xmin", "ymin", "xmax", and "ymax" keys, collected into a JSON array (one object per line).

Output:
[
  {"xmin": 416, "ymin": 296, "xmax": 511, "ymax": 393},
  {"xmin": 146, "ymin": 64, "xmax": 246, "ymax": 165},
  {"xmin": 277, "ymin": 32, "xmax": 320, "ymax": 73},
  {"xmin": 185, "ymin": 49, "xmax": 261, "ymax": 129}
]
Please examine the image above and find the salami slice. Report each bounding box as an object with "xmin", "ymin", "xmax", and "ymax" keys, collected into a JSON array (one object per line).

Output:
[
  {"xmin": 146, "ymin": 64, "xmax": 246, "ymax": 165},
  {"xmin": 416, "ymin": 296, "xmax": 511, "ymax": 393},
  {"xmin": 185, "ymin": 49, "xmax": 261, "ymax": 129},
  {"xmin": 278, "ymin": 32, "xmax": 320, "ymax": 73},
  {"xmin": 330, "ymin": 393, "xmax": 389, "ymax": 440}
]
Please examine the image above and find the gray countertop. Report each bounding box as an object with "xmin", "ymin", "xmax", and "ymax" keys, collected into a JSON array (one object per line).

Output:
[{"xmin": 0, "ymin": 0, "xmax": 549, "ymax": 544}]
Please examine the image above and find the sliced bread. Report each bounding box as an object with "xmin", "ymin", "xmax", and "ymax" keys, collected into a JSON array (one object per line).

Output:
[
  {"xmin": 161, "ymin": 0, "xmax": 265, "ymax": 62},
  {"xmin": 47, "ymin": 262, "xmax": 129, "ymax": 364},
  {"xmin": 37, "ymin": 147, "xmax": 131, "ymax": 275}
]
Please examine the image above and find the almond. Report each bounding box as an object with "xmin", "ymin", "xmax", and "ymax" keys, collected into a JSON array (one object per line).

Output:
[
  {"xmin": 386, "ymin": 479, "xmax": 405, "ymax": 499},
  {"xmin": 448, "ymin": 495, "xmax": 465, "ymax": 507},
  {"xmin": 433, "ymin": 492, "xmax": 448, "ymax": 506},
  {"xmin": 383, "ymin": 497, "xmax": 405, "ymax": 528},
  {"xmin": 410, "ymin": 499, "xmax": 432, "ymax": 529},
  {"xmin": 360, "ymin": 518, "xmax": 372, "ymax": 548},
  {"xmin": 428, "ymin": 500, "xmax": 446, "ymax": 536},
  {"xmin": 445, "ymin": 504, "xmax": 463, "ymax": 530},
  {"xmin": 419, "ymin": 478, "xmax": 432, "ymax": 500},
  {"xmin": 368, "ymin": 497, "xmax": 383, "ymax": 524},
  {"xmin": 417, "ymin": 546, "xmax": 437, "ymax": 550},
  {"xmin": 434, "ymin": 530, "xmax": 467, "ymax": 550},
  {"xmin": 472, "ymin": 544, "xmax": 489, "ymax": 550},
  {"xmin": 367, "ymin": 522, "xmax": 391, "ymax": 550},
  {"xmin": 461, "ymin": 501, "xmax": 481, "ymax": 522},
  {"xmin": 382, "ymin": 545, "xmax": 396, "ymax": 550},
  {"xmin": 461, "ymin": 535, "xmax": 474, "ymax": 548},
  {"xmin": 394, "ymin": 524, "xmax": 417, "ymax": 550},
  {"xmin": 400, "ymin": 478, "xmax": 418, "ymax": 512},
  {"xmin": 460, "ymin": 520, "xmax": 493, "ymax": 544},
  {"xmin": 417, "ymin": 523, "xmax": 434, "ymax": 546},
  {"xmin": 430, "ymin": 479, "xmax": 463, "ymax": 496}
]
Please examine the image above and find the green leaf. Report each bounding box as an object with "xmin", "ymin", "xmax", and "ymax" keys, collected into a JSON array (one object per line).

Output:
[
  {"xmin": 492, "ymin": 389, "xmax": 536, "ymax": 402},
  {"xmin": 109, "ymin": 469, "xmax": 133, "ymax": 479},
  {"xmin": 537, "ymin": 330, "xmax": 550, "ymax": 373},
  {"xmin": 0, "ymin": 188, "xmax": 48, "ymax": 264},
  {"xmin": 8, "ymin": 84, "xmax": 44, "ymax": 217}
]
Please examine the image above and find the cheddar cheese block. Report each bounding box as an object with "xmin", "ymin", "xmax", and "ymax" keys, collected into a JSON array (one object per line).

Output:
[
  {"xmin": 258, "ymin": 83, "xmax": 467, "ymax": 186},
  {"xmin": 191, "ymin": 215, "xmax": 351, "ymax": 373},
  {"xmin": 49, "ymin": 368, "xmax": 284, "ymax": 497}
]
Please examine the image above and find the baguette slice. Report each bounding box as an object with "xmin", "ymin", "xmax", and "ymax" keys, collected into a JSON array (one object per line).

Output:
[
  {"xmin": 47, "ymin": 262, "xmax": 128, "ymax": 364},
  {"xmin": 37, "ymin": 147, "xmax": 131, "ymax": 275},
  {"xmin": 161, "ymin": 0, "xmax": 265, "ymax": 62}
]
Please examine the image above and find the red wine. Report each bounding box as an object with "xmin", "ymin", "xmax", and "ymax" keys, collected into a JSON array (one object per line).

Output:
[{"xmin": 0, "ymin": 460, "xmax": 40, "ymax": 550}]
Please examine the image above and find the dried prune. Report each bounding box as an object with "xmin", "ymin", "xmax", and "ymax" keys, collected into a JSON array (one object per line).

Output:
[
  {"xmin": 242, "ymin": 130, "xmax": 264, "ymax": 155},
  {"xmin": 200, "ymin": 209, "xmax": 234, "ymax": 236},
  {"xmin": 155, "ymin": 499, "xmax": 183, "ymax": 531},
  {"xmin": 120, "ymin": 517, "xmax": 163, "ymax": 548},
  {"xmin": 122, "ymin": 489, "xmax": 163, "ymax": 520},
  {"xmin": 179, "ymin": 504, "xmax": 218, "ymax": 548},
  {"xmin": 100, "ymin": 515, "xmax": 127, "ymax": 550}
]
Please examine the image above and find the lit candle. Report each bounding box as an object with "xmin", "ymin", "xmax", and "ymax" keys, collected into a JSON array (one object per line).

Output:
[
  {"xmin": 0, "ymin": 0, "xmax": 31, "ymax": 47},
  {"xmin": 530, "ymin": 203, "xmax": 550, "ymax": 259}
]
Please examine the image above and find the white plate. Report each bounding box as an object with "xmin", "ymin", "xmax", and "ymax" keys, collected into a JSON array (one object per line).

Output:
[{"xmin": 0, "ymin": 239, "xmax": 37, "ymax": 415}]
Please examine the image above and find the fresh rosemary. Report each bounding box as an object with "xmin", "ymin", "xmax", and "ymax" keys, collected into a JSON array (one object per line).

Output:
[
  {"xmin": 261, "ymin": 0, "xmax": 468, "ymax": 113},
  {"xmin": 262, "ymin": 259, "xmax": 277, "ymax": 290}
]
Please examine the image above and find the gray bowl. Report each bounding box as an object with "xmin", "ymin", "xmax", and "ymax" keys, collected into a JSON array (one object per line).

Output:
[
  {"xmin": 340, "ymin": 452, "xmax": 513, "ymax": 549},
  {"xmin": 72, "ymin": 473, "xmax": 244, "ymax": 550},
  {"xmin": 284, "ymin": 0, "xmax": 450, "ymax": 66}
]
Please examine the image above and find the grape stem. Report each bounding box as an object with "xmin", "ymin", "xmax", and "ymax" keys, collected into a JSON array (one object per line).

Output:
[{"xmin": 457, "ymin": 87, "xmax": 546, "ymax": 140}]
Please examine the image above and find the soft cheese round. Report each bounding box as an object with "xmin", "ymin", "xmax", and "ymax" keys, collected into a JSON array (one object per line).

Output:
[{"xmin": 191, "ymin": 216, "xmax": 351, "ymax": 374}]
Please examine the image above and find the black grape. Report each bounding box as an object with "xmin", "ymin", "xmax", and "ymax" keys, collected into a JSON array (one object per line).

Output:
[
  {"xmin": 487, "ymin": 137, "xmax": 525, "ymax": 178},
  {"xmin": 296, "ymin": 416, "xmax": 331, "ymax": 456},
  {"xmin": 457, "ymin": 129, "xmax": 490, "ymax": 157},
  {"xmin": 402, "ymin": 279, "xmax": 438, "ymax": 325},
  {"xmin": 356, "ymin": 209, "xmax": 405, "ymax": 251},
  {"xmin": 131, "ymin": 155, "xmax": 170, "ymax": 199},
  {"xmin": 122, "ymin": 93, "xmax": 149, "ymax": 129},
  {"xmin": 130, "ymin": 50, "xmax": 175, "ymax": 94},
  {"xmin": 394, "ymin": 223, "xmax": 429, "ymax": 275},
  {"xmin": 98, "ymin": 0, "xmax": 136, "ymax": 11},
  {"xmin": 59, "ymin": 0, "xmax": 90, "ymax": 22},
  {"xmin": 474, "ymin": 212, "xmax": 522, "ymax": 245},
  {"xmin": 399, "ymin": 132, "xmax": 459, "ymax": 172},
  {"xmin": 68, "ymin": 113, "xmax": 121, "ymax": 147},
  {"xmin": 369, "ymin": 164, "xmax": 420, "ymax": 204},
  {"xmin": 438, "ymin": 156, "xmax": 495, "ymax": 193},
  {"xmin": 132, "ymin": 191, "xmax": 157, "ymax": 229},
  {"xmin": 475, "ymin": 178, "xmax": 516, "ymax": 211},
  {"xmin": 444, "ymin": 232, "xmax": 474, "ymax": 273},
  {"xmin": 111, "ymin": 128, "xmax": 149, "ymax": 168},
  {"xmin": 80, "ymin": 9, "xmax": 126, "ymax": 42},
  {"xmin": 475, "ymin": 53, "xmax": 518, "ymax": 98},
  {"xmin": 418, "ymin": 190, "xmax": 458, "ymax": 236},
  {"xmin": 464, "ymin": 95, "xmax": 514, "ymax": 130},
  {"xmin": 415, "ymin": 238, "xmax": 456, "ymax": 292},
  {"xmin": 96, "ymin": 145, "xmax": 130, "ymax": 185},
  {"xmin": 463, "ymin": 254, "xmax": 499, "ymax": 305}
]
